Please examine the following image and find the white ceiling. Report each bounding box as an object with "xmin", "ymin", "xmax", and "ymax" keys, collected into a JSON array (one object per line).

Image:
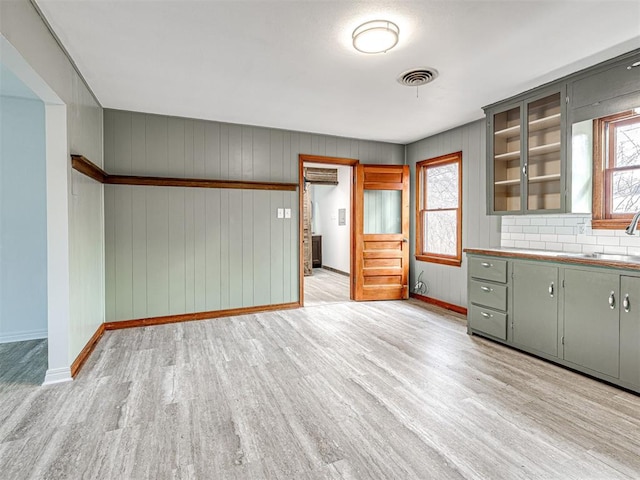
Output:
[{"xmin": 35, "ymin": 1, "xmax": 640, "ymax": 144}]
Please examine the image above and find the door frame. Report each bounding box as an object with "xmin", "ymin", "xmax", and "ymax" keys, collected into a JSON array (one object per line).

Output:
[{"xmin": 298, "ymin": 154, "xmax": 359, "ymax": 305}]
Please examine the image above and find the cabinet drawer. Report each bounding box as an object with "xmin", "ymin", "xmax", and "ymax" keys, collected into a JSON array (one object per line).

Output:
[
  {"xmin": 469, "ymin": 257, "xmax": 508, "ymax": 283},
  {"xmin": 469, "ymin": 305, "xmax": 508, "ymax": 340},
  {"xmin": 469, "ymin": 280, "xmax": 508, "ymax": 311}
]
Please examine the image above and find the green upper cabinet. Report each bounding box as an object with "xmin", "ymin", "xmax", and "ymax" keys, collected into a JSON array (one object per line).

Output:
[{"xmin": 487, "ymin": 87, "xmax": 566, "ymax": 215}]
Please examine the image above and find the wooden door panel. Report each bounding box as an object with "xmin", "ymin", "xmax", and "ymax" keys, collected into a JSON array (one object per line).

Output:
[{"xmin": 354, "ymin": 164, "xmax": 410, "ymax": 301}]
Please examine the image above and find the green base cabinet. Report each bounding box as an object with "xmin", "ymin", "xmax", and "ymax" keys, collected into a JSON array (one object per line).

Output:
[
  {"xmin": 563, "ymin": 268, "xmax": 620, "ymax": 378},
  {"xmin": 620, "ymin": 276, "xmax": 640, "ymax": 388},
  {"xmin": 512, "ymin": 261, "xmax": 559, "ymax": 357},
  {"xmin": 466, "ymin": 253, "xmax": 640, "ymax": 394}
]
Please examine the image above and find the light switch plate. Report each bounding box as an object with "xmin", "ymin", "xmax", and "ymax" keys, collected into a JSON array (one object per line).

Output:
[
  {"xmin": 284, "ymin": 208, "xmax": 291, "ymax": 219},
  {"xmin": 277, "ymin": 208, "xmax": 284, "ymax": 219}
]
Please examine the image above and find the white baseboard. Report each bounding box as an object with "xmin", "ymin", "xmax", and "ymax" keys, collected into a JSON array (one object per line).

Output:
[
  {"xmin": 0, "ymin": 329, "xmax": 47, "ymax": 344},
  {"xmin": 43, "ymin": 367, "xmax": 72, "ymax": 385}
]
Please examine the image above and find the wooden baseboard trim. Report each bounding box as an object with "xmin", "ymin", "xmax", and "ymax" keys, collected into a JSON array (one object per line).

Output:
[
  {"xmin": 71, "ymin": 323, "xmax": 105, "ymax": 378},
  {"xmin": 410, "ymin": 293, "xmax": 467, "ymax": 315},
  {"xmin": 321, "ymin": 266, "xmax": 350, "ymax": 277},
  {"xmin": 105, "ymin": 302, "xmax": 301, "ymax": 330}
]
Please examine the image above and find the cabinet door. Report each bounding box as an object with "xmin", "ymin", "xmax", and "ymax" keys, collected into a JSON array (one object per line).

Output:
[
  {"xmin": 620, "ymin": 276, "xmax": 640, "ymax": 388},
  {"xmin": 512, "ymin": 262, "xmax": 559, "ymax": 356},
  {"xmin": 488, "ymin": 102, "xmax": 523, "ymax": 214},
  {"xmin": 524, "ymin": 90, "xmax": 564, "ymax": 213},
  {"xmin": 563, "ymin": 269, "xmax": 619, "ymax": 378}
]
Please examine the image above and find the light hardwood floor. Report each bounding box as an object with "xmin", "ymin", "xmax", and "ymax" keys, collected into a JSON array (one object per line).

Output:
[
  {"xmin": 304, "ymin": 268, "xmax": 350, "ymax": 306},
  {"xmin": 1, "ymin": 297, "xmax": 639, "ymax": 479}
]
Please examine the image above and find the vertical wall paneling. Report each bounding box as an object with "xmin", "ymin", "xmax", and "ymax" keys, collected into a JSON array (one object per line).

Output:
[
  {"xmin": 253, "ymin": 190, "xmax": 271, "ymax": 306},
  {"xmin": 407, "ymin": 120, "xmax": 500, "ymax": 309},
  {"xmin": 228, "ymin": 189, "xmax": 244, "ymax": 309},
  {"xmin": 205, "ymin": 189, "xmax": 221, "ymax": 311},
  {"xmin": 146, "ymin": 188, "xmax": 170, "ymax": 316},
  {"xmin": 131, "ymin": 188, "xmax": 148, "ymax": 318},
  {"xmin": 104, "ymin": 109, "xmax": 403, "ymax": 321},
  {"xmin": 168, "ymin": 188, "xmax": 186, "ymax": 315},
  {"xmin": 114, "ymin": 186, "xmax": 133, "ymax": 320}
]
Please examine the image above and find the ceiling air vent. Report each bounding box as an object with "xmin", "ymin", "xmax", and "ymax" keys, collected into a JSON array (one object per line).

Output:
[{"xmin": 397, "ymin": 67, "xmax": 439, "ymax": 87}]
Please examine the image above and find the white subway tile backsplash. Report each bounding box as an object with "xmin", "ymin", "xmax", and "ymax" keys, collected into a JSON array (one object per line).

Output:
[
  {"xmin": 583, "ymin": 244, "xmax": 604, "ymax": 254},
  {"xmin": 562, "ymin": 243, "xmax": 582, "ymax": 253},
  {"xmin": 555, "ymin": 226, "xmax": 575, "ymax": 235},
  {"xmin": 556, "ymin": 234, "xmax": 577, "ymax": 244},
  {"xmin": 547, "ymin": 218, "xmax": 566, "ymax": 226},
  {"xmin": 596, "ymin": 236, "xmax": 620, "ymax": 246},
  {"xmin": 499, "ymin": 214, "xmax": 640, "ymax": 257},
  {"xmin": 620, "ymin": 236, "xmax": 640, "ymax": 247}
]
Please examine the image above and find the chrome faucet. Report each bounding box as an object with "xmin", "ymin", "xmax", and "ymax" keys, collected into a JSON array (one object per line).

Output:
[{"xmin": 625, "ymin": 211, "xmax": 640, "ymax": 235}]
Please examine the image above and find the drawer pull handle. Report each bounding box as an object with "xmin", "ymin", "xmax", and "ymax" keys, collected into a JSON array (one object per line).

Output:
[
  {"xmin": 609, "ymin": 291, "xmax": 616, "ymax": 309},
  {"xmin": 480, "ymin": 286, "xmax": 493, "ymax": 293},
  {"xmin": 548, "ymin": 282, "xmax": 554, "ymax": 297},
  {"xmin": 480, "ymin": 262, "xmax": 493, "ymax": 268},
  {"xmin": 480, "ymin": 311, "xmax": 492, "ymax": 318},
  {"xmin": 623, "ymin": 294, "xmax": 630, "ymax": 313}
]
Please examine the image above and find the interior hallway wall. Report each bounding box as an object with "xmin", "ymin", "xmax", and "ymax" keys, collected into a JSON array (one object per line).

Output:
[
  {"xmin": 406, "ymin": 120, "xmax": 501, "ymax": 308},
  {"xmin": 310, "ymin": 163, "xmax": 351, "ymax": 274},
  {"xmin": 103, "ymin": 109, "xmax": 403, "ymax": 321},
  {"xmin": 0, "ymin": 95, "xmax": 47, "ymax": 343},
  {"xmin": 1, "ymin": 0, "xmax": 104, "ymax": 364}
]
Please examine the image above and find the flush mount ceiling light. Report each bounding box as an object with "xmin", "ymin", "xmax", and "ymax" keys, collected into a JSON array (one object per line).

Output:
[{"xmin": 352, "ymin": 20, "xmax": 400, "ymax": 54}]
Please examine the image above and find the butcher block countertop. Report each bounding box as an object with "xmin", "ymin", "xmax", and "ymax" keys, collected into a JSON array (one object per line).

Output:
[{"xmin": 464, "ymin": 248, "xmax": 640, "ymax": 271}]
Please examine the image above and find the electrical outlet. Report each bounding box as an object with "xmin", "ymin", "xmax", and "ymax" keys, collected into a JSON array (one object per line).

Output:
[
  {"xmin": 277, "ymin": 208, "xmax": 284, "ymax": 219},
  {"xmin": 577, "ymin": 223, "xmax": 586, "ymax": 235},
  {"xmin": 284, "ymin": 208, "xmax": 291, "ymax": 219}
]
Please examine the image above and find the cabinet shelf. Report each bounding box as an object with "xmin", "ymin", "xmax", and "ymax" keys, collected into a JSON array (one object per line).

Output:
[
  {"xmin": 528, "ymin": 113, "xmax": 561, "ymax": 133},
  {"xmin": 494, "ymin": 150, "xmax": 521, "ymax": 162},
  {"xmin": 495, "ymin": 178, "xmax": 521, "ymax": 186},
  {"xmin": 528, "ymin": 142, "xmax": 561, "ymax": 157},
  {"xmin": 494, "ymin": 124, "xmax": 521, "ymax": 138},
  {"xmin": 528, "ymin": 173, "xmax": 561, "ymax": 184}
]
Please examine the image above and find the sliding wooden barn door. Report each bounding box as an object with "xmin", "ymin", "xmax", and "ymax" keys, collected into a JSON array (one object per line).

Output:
[{"xmin": 354, "ymin": 165, "xmax": 410, "ymax": 301}]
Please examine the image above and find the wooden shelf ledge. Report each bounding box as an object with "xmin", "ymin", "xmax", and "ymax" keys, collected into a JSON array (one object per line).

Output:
[{"xmin": 71, "ymin": 155, "xmax": 298, "ymax": 191}]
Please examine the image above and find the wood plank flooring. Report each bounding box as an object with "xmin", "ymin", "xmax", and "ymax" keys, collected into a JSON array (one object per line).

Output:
[
  {"xmin": 304, "ymin": 268, "xmax": 350, "ymax": 307},
  {"xmin": 1, "ymin": 298, "xmax": 639, "ymax": 479}
]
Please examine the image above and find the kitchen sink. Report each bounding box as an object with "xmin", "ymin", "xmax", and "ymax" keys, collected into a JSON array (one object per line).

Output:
[{"xmin": 573, "ymin": 252, "xmax": 640, "ymax": 263}]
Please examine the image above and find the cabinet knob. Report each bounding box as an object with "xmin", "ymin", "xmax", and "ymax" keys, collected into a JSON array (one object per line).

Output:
[
  {"xmin": 548, "ymin": 282, "xmax": 554, "ymax": 297},
  {"xmin": 623, "ymin": 294, "xmax": 630, "ymax": 313},
  {"xmin": 609, "ymin": 291, "xmax": 616, "ymax": 309}
]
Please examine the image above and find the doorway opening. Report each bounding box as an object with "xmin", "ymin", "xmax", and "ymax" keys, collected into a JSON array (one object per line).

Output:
[{"xmin": 298, "ymin": 154, "xmax": 358, "ymax": 306}]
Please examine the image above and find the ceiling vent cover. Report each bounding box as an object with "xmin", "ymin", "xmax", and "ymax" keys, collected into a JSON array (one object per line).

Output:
[{"xmin": 397, "ymin": 68, "xmax": 439, "ymax": 87}]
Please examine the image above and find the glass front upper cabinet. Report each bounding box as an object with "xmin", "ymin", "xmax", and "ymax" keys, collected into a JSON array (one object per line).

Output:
[{"xmin": 488, "ymin": 89, "xmax": 565, "ymax": 214}]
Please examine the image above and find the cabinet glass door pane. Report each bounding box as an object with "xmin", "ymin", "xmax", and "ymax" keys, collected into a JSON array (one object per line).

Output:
[
  {"xmin": 364, "ymin": 189, "xmax": 401, "ymax": 234},
  {"xmin": 527, "ymin": 92, "xmax": 561, "ymax": 211},
  {"xmin": 493, "ymin": 106, "xmax": 521, "ymax": 212}
]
